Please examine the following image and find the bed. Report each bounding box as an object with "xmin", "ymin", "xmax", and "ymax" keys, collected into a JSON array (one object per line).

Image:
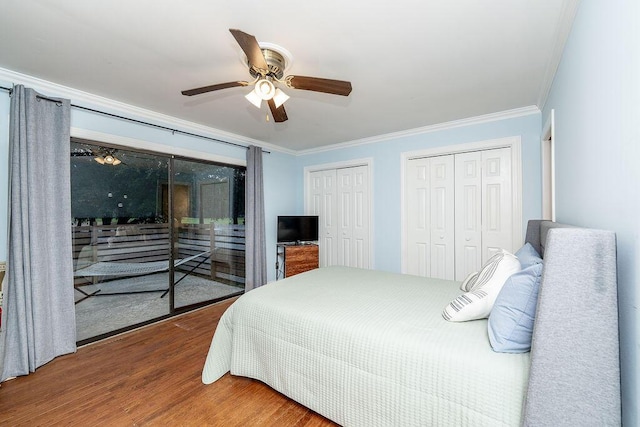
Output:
[{"xmin": 202, "ymin": 220, "xmax": 621, "ymax": 426}]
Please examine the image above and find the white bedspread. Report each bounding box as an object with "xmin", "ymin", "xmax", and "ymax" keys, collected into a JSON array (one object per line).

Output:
[{"xmin": 202, "ymin": 266, "xmax": 529, "ymax": 426}]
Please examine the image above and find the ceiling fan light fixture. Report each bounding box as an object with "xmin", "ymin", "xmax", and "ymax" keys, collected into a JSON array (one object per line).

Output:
[
  {"xmin": 94, "ymin": 152, "xmax": 121, "ymax": 165},
  {"xmin": 254, "ymin": 78, "xmax": 275, "ymax": 100},
  {"xmin": 245, "ymin": 90, "xmax": 263, "ymax": 108},
  {"xmin": 272, "ymin": 88, "xmax": 289, "ymax": 109},
  {"xmin": 181, "ymin": 29, "xmax": 352, "ymax": 124}
]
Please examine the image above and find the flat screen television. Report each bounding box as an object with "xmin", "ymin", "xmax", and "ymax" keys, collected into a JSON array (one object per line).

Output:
[{"xmin": 277, "ymin": 215, "xmax": 319, "ymax": 244}]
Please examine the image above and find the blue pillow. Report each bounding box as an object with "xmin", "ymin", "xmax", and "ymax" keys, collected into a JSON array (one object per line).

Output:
[
  {"xmin": 487, "ymin": 262, "xmax": 544, "ymax": 353},
  {"xmin": 515, "ymin": 242, "xmax": 543, "ymax": 269}
]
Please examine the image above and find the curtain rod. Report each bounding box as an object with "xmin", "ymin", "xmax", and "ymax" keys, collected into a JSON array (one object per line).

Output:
[{"xmin": 0, "ymin": 85, "xmax": 270, "ymax": 154}]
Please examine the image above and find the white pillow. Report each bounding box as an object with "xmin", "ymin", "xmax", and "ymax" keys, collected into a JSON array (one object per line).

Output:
[{"xmin": 443, "ymin": 250, "xmax": 521, "ymax": 322}]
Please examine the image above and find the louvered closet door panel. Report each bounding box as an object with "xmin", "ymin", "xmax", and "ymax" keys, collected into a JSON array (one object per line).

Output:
[
  {"xmin": 405, "ymin": 158, "xmax": 431, "ymax": 277},
  {"xmin": 309, "ymin": 172, "xmax": 323, "ymax": 217},
  {"xmin": 454, "ymin": 151, "xmax": 482, "ymax": 281},
  {"xmin": 308, "ymin": 165, "xmax": 371, "ymax": 269},
  {"xmin": 337, "ymin": 167, "xmax": 371, "ymax": 268},
  {"xmin": 337, "ymin": 168, "xmax": 353, "ymax": 266},
  {"xmin": 309, "ymin": 170, "xmax": 337, "ymax": 267},
  {"xmin": 429, "ymin": 156, "xmax": 455, "ymax": 280},
  {"xmin": 351, "ymin": 165, "xmax": 370, "ymax": 268},
  {"xmin": 481, "ymin": 148, "xmax": 512, "ymax": 262}
]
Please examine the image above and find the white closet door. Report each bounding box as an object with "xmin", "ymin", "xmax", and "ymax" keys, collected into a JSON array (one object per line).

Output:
[
  {"xmin": 405, "ymin": 158, "xmax": 431, "ymax": 277},
  {"xmin": 405, "ymin": 156, "xmax": 454, "ymax": 279},
  {"xmin": 351, "ymin": 166, "xmax": 370, "ymax": 268},
  {"xmin": 336, "ymin": 166, "xmax": 370, "ymax": 268},
  {"xmin": 309, "ymin": 169, "xmax": 338, "ymax": 267},
  {"xmin": 337, "ymin": 168, "xmax": 353, "ymax": 267},
  {"xmin": 481, "ymin": 148, "xmax": 512, "ymax": 262},
  {"xmin": 429, "ymin": 156, "xmax": 455, "ymax": 280},
  {"xmin": 454, "ymin": 151, "xmax": 483, "ymax": 280},
  {"xmin": 405, "ymin": 148, "xmax": 513, "ymax": 279},
  {"xmin": 309, "ymin": 165, "xmax": 370, "ymax": 268}
]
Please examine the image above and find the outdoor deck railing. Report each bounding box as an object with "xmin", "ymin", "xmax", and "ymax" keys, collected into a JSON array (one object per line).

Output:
[{"xmin": 72, "ymin": 223, "xmax": 245, "ymax": 287}]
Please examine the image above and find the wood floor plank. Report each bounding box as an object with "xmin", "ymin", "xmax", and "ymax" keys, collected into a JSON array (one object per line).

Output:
[{"xmin": 0, "ymin": 298, "xmax": 338, "ymax": 426}]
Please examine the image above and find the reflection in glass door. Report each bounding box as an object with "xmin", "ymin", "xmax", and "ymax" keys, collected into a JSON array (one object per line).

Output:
[
  {"xmin": 171, "ymin": 158, "xmax": 246, "ymax": 309},
  {"xmin": 70, "ymin": 140, "xmax": 245, "ymax": 344}
]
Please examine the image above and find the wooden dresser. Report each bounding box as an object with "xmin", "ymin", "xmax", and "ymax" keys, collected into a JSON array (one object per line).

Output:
[{"xmin": 279, "ymin": 244, "xmax": 319, "ymax": 278}]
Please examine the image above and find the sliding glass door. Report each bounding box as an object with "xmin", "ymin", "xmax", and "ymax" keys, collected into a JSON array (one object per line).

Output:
[
  {"xmin": 70, "ymin": 139, "xmax": 244, "ymax": 344},
  {"xmin": 170, "ymin": 158, "xmax": 246, "ymax": 309}
]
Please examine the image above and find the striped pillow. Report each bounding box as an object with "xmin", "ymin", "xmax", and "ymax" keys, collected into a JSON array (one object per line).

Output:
[
  {"xmin": 443, "ymin": 250, "xmax": 521, "ymax": 322},
  {"xmin": 458, "ymin": 251, "xmax": 509, "ymax": 292},
  {"xmin": 460, "ymin": 271, "xmax": 479, "ymax": 292}
]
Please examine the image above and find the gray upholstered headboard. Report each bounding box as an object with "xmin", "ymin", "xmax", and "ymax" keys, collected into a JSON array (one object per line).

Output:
[{"xmin": 521, "ymin": 220, "xmax": 620, "ymax": 426}]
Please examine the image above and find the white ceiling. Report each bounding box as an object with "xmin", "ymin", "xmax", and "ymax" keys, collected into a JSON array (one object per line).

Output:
[{"xmin": 0, "ymin": 0, "xmax": 577, "ymax": 152}]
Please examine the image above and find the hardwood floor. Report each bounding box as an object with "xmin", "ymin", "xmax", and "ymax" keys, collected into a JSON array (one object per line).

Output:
[{"xmin": 0, "ymin": 298, "xmax": 338, "ymax": 426}]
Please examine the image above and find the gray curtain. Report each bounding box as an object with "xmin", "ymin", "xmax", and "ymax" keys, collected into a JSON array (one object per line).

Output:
[
  {"xmin": 244, "ymin": 145, "xmax": 267, "ymax": 291},
  {"xmin": 0, "ymin": 85, "xmax": 76, "ymax": 381}
]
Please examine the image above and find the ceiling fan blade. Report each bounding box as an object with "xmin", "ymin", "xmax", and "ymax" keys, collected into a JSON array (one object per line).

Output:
[
  {"xmin": 286, "ymin": 76, "xmax": 352, "ymax": 96},
  {"xmin": 268, "ymin": 99, "xmax": 288, "ymax": 123},
  {"xmin": 181, "ymin": 81, "xmax": 248, "ymax": 96},
  {"xmin": 229, "ymin": 29, "xmax": 269, "ymax": 73}
]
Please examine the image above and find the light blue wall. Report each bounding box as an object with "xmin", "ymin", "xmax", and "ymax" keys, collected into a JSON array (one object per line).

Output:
[
  {"xmin": 0, "ymin": 80, "xmax": 298, "ymax": 282},
  {"xmin": 542, "ymin": 1, "xmax": 639, "ymax": 424},
  {"xmin": 295, "ymin": 113, "xmax": 542, "ymax": 273},
  {"xmin": 262, "ymin": 150, "xmax": 299, "ymax": 279}
]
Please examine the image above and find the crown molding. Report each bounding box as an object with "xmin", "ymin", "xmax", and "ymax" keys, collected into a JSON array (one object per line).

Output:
[
  {"xmin": 296, "ymin": 105, "xmax": 540, "ymax": 156},
  {"xmin": 1, "ymin": 67, "xmax": 541, "ymax": 157},
  {"xmin": 537, "ymin": 0, "xmax": 581, "ymax": 111},
  {"xmin": 0, "ymin": 67, "xmax": 296, "ymax": 156}
]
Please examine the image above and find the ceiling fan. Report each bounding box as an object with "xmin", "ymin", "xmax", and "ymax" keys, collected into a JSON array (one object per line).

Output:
[{"xmin": 181, "ymin": 29, "xmax": 353, "ymax": 123}]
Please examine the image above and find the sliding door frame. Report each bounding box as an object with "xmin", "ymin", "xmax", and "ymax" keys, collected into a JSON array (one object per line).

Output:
[{"xmin": 71, "ymin": 129, "xmax": 246, "ymax": 345}]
